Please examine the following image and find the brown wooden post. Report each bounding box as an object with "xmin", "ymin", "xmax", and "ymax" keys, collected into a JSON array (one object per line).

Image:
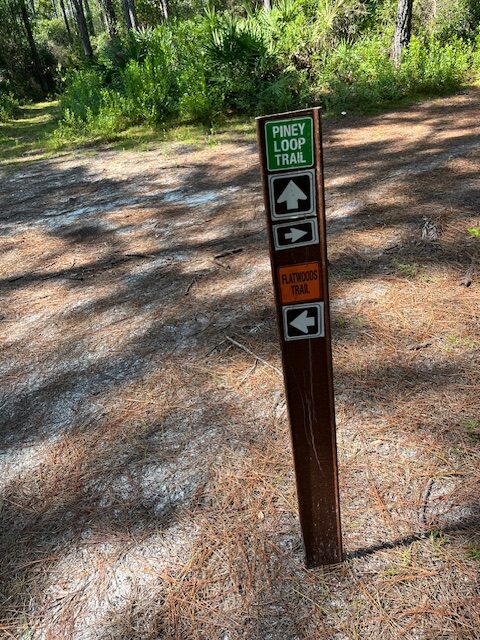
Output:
[{"xmin": 256, "ymin": 108, "xmax": 343, "ymax": 567}]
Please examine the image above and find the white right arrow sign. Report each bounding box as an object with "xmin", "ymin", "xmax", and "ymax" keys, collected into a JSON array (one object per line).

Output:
[
  {"xmin": 284, "ymin": 227, "xmax": 308, "ymax": 243},
  {"xmin": 277, "ymin": 180, "xmax": 307, "ymax": 210}
]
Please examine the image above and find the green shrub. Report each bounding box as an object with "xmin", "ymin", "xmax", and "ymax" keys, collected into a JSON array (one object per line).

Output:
[
  {"xmin": 314, "ymin": 32, "xmax": 474, "ymax": 113},
  {"xmin": 205, "ymin": 15, "xmax": 269, "ymax": 113},
  {"xmin": 427, "ymin": 0, "xmax": 480, "ymax": 40},
  {"xmin": 34, "ymin": 17, "xmax": 75, "ymax": 69},
  {"xmin": 314, "ymin": 34, "xmax": 399, "ymax": 112},
  {"xmin": 92, "ymin": 31, "xmax": 125, "ymax": 72},
  {"xmin": 204, "ymin": 11, "xmax": 307, "ymax": 115},
  {"xmin": 55, "ymin": 9, "xmax": 309, "ymax": 138},
  {"xmin": 59, "ymin": 69, "xmax": 106, "ymax": 121},
  {"xmin": 399, "ymin": 35, "xmax": 472, "ymax": 93},
  {"xmin": 52, "ymin": 3, "xmax": 480, "ymax": 141},
  {"xmin": 0, "ymin": 90, "xmax": 18, "ymax": 122}
]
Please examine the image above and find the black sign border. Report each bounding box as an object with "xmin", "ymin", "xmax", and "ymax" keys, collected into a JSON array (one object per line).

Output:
[
  {"xmin": 268, "ymin": 169, "xmax": 316, "ymax": 220},
  {"xmin": 272, "ymin": 218, "xmax": 319, "ymax": 251}
]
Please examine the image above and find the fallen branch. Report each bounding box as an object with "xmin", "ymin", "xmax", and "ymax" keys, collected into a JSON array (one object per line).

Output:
[
  {"xmin": 407, "ymin": 341, "xmax": 432, "ymax": 351},
  {"xmin": 213, "ymin": 258, "xmax": 230, "ymax": 270},
  {"xmin": 214, "ymin": 247, "xmax": 243, "ymax": 259},
  {"xmin": 7, "ymin": 253, "xmax": 160, "ymax": 284},
  {"xmin": 185, "ymin": 278, "xmax": 197, "ymax": 295},
  {"xmin": 238, "ymin": 359, "xmax": 258, "ymax": 386},
  {"xmin": 421, "ymin": 478, "xmax": 435, "ymax": 526},
  {"xmin": 225, "ymin": 336, "xmax": 282, "ymax": 375}
]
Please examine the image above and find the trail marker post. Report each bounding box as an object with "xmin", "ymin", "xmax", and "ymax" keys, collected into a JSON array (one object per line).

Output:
[{"xmin": 256, "ymin": 108, "xmax": 343, "ymax": 567}]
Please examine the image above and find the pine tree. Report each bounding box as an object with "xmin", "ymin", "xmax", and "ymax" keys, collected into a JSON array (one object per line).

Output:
[
  {"xmin": 71, "ymin": 0, "xmax": 93, "ymax": 57},
  {"xmin": 392, "ymin": 0, "xmax": 413, "ymax": 66}
]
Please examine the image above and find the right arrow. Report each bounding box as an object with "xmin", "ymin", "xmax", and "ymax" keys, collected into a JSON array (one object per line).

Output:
[
  {"xmin": 290, "ymin": 310, "xmax": 315, "ymax": 334},
  {"xmin": 277, "ymin": 180, "xmax": 307, "ymax": 210},
  {"xmin": 284, "ymin": 227, "xmax": 308, "ymax": 243}
]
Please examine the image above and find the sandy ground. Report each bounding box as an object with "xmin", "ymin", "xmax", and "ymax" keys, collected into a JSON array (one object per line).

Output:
[{"xmin": 0, "ymin": 90, "xmax": 479, "ymax": 639}]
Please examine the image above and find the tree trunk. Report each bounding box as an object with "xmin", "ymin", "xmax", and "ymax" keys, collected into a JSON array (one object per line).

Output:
[
  {"xmin": 82, "ymin": 0, "xmax": 95, "ymax": 35},
  {"xmin": 18, "ymin": 0, "xmax": 49, "ymax": 93},
  {"xmin": 392, "ymin": 0, "xmax": 413, "ymax": 67},
  {"xmin": 160, "ymin": 0, "xmax": 168, "ymax": 21},
  {"xmin": 71, "ymin": 0, "xmax": 93, "ymax": 58},
  {"xmin": 99, "ymin": 0, "xmax": 117, "ymax": 36},
  {"xmin": 58, "ymin": 0, "xmax": 73, "ymax": 42},
  {"xmin": 122, "ymin": 0, "xmax": 137, "ymax": 30}
]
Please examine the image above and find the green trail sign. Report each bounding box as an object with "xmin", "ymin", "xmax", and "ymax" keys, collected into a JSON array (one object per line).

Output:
[{"xmin": 265, "ymin": 116, "xmax": 314, "ymax": 172}]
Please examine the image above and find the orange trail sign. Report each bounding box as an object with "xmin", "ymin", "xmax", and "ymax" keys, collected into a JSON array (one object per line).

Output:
[{"xmin": 256, "ymin": 108, "xmax": 343, "ymax": 568}]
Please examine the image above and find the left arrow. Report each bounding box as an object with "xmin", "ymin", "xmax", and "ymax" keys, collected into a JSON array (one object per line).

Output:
[
  {"xmin": 277, "ymin": 180, "xmax": 307, "ymax": 210},
  {"xmin": 290, "ymin": 310, "xmax": 315, "ymax": 334}
]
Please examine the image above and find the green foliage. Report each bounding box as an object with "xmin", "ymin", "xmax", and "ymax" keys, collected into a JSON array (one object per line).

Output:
[
  {"xmin": 314, "ymin": 32, "xmax": 475, "ymax": 112},
  {"xmin": 204, "ymin": 12, "xmax": 305, "ymax": 114},
  {"xmin": 47, "ymin": 0, "xmax": 480, "ymax": 143},
  {"xmin": 52, "ymin": 68, "xmax": 124, "ymax": 141},
  {"xmin": 34, "ymin": 18, "xmax": 76, "ymax": 69},
  {"xmin": 0, "ymin": 0, "xmax": 58, "ymax": 99},
  {"xmin": 399, "ymin": 35, "xmax": 472, "ymax": 93},
  {"xmin": 466, "ymin": 546, "xmax": 480, "ymax": 560},
  {"xmin": 59, "ymin": 69, "xmax": 106, "ymax": 121},
  {"xmin": 54, "ymin": 10, "xmax": 309, "ymax": 141},
  {"xmin": 426, "ymin": 0, "xmax": 480, "ymax": 40},
  {"xmin": 461, "ymin": 418, "xmax": 480, "ymax": 433},
  {"xmin": 0, "ymin": 90, "xmax": 18, "ymax": 122},
  {"xmin": 473, "ymin": 31, "xmax": 480, "ymax": 76},
  {"xmin": 468, "ymin": 227, "xmax": 480, "ymax": 238},
  {"xmin": 315, "ymin": 34, "xmax": 398, "ymax": 111},
  {"xmin": 54, "ymin": 21, "xmax": 213, "ymax": 139}
]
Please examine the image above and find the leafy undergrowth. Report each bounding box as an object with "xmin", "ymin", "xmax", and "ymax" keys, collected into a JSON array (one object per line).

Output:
[
  {"xmin": 0, "ymin": 100, "xmax": 257, "ymax": 165},
  {"xmin": 48, "ymin": 3, "xmax": 480, "ymax": 148}
]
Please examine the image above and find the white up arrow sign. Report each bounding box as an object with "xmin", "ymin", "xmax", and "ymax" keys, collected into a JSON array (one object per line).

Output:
[
  {"xmin": 284, "ymin": 227, "xmax": 308, "ymax": 243},
  {"xmin": 290, "ymin": 310, "xmax": 316, "ymax": 334},
  {"xmin": 277, "ymin": 180, "xmax": 307, "ymax": 210}
]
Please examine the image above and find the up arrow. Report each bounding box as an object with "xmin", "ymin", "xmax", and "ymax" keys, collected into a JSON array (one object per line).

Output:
[
  {"xmin": 285, "ymin": 227, "xmax": 308, "ymax": 243},
  {"xmin": 290, "ymin": 310, "xmax": 315, "ymax": 334},
  {"xmin": 277, "ymin": 180, "xmax": 307, "ymax": 210}
]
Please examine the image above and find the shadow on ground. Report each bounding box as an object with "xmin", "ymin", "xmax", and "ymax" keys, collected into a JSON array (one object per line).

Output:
[{"xmin": 0, "ymin": 90, "xmax": 479, "ymax": 639}]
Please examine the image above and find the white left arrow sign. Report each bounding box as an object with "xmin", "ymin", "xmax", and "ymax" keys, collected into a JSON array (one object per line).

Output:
[
  {"xmin": 277, "ymin": 180, "xmax": 307, "ymax": 210},
  {"xmin": 290, "ymin": 310, "xmax": 315, "ymax": 334}
]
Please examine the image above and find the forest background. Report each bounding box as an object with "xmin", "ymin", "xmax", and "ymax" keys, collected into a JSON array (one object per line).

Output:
[{"xmin": 1, "ymin": 0, "xmax": 480, "ymax": 145}]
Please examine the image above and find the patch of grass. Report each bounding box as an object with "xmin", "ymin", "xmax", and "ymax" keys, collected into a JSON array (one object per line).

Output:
[
  {"xmin": 382, "ymin": 566, "xmax": 401, "ymax": 577},
  {"xmin": 48, "ymin": 112, "xmax": 255, "ymax": 154},
  {"xmin": 461, "ymin": 418, "xmax": 480, "ymax": 434},
  {"xmin": 0, "ymin": 102, "xmax": 59, "ymax": 166},
  {"xmin": 418, "ymin": 273, "xmax": 444, "ymax": 284},
  {"xmin": 0, "ymin": 92, "xmax": 18, "ymax": 121},
  {"xmin": 337, "ymin": 267, "xmax": 357, "ymax": 279},
  {"xmin": 0, "ymin": 100, "xmax": 255, "ymax": 162},
  {"xmin": 429, "ymin": 530, "xmax": 449, "ymax": 551},
  {"xmin": 334, "ymin": 314, "xmax": 369, "ymax": 334},
  {"xmin": 466, "ymin": 546, "xmax": 480, "ymax": 560},
  {"xmin": 444, "ymin": 334, "xmax": 480, "ymax": 351},
  {"xmin": 393, "ymin": 260, "xmax": 420, "ymax": 278}
]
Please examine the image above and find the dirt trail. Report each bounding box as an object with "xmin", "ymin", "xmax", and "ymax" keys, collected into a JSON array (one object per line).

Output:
[{"xmin": 0, "ymin": 91, "xmax": 479, "ymax": 639}]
